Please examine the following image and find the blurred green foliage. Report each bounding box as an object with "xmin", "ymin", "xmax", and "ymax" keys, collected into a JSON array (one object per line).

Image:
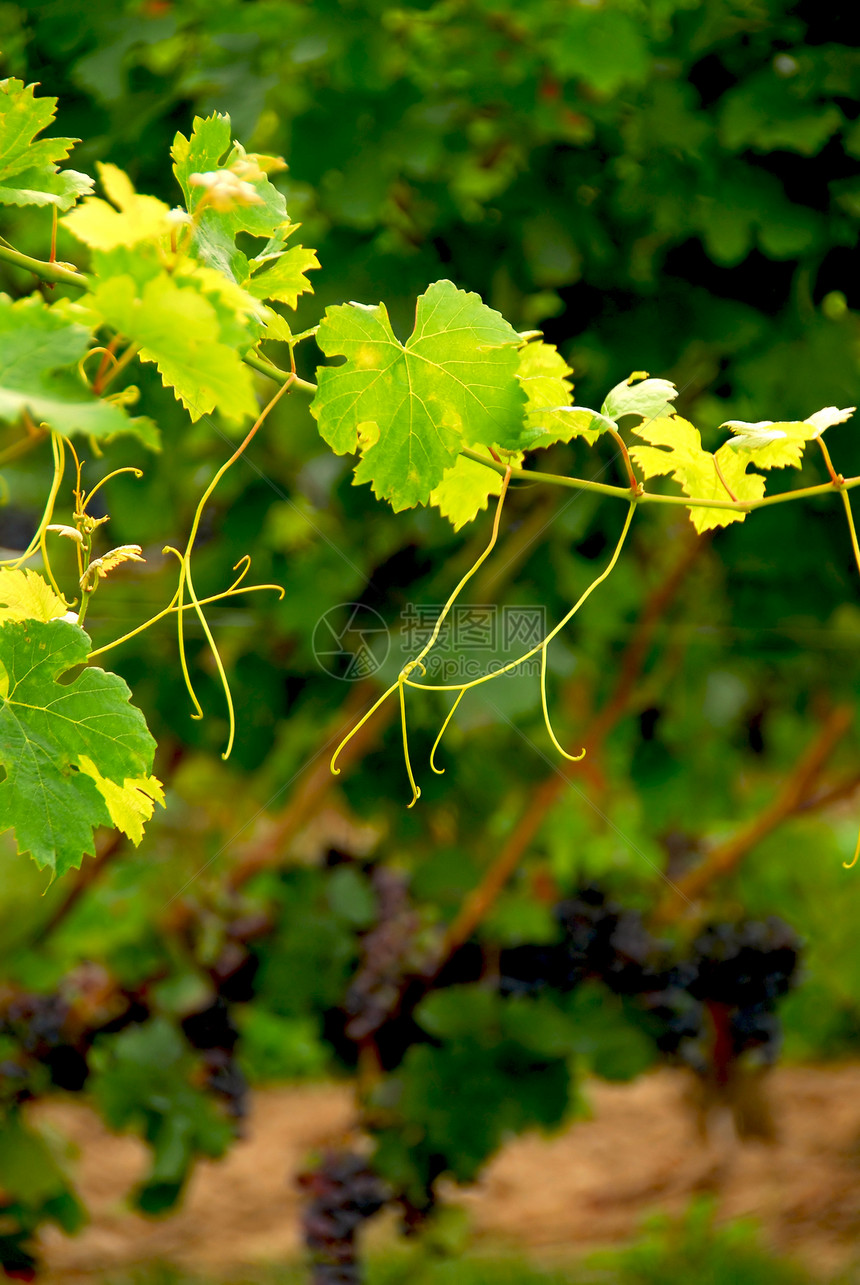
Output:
[{"xmin": 2, "ymin": 0, "xmax": 860, "ymax": 1274}]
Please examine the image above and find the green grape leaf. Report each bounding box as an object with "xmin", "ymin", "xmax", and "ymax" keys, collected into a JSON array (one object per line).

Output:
[
  {"xmin": 630, "ymin": 413, "xmax": 766, "ymax": 533},
  {"xmin": 247, "ymin": 243, "xmax": 320, "ymax": 307},
  {"xmin": 0, "ymin": 568, "xmax": 69, "ymax": 623},
  {"xmin": 601, "ymin": 372, "xmax": 678, "ymax": 423},
  {"xmin": 0, "ymin": 77, "xmax": 92, "ymax": 210},
  {"xmin": 0, "ymin": 294, "xmax": 156, "ymax": 443},
  {"xmin": 260, "ymin": 311, "xmax": 295, "ymax": 344},
  {"xmin": 84, "ymin": 255, "xmax": 257, "ymax": 424},
  {"xmin": 312, "ymin": 280, "xmax": 525, "ymax": 510},
  {"xmin": 0, "ymin": 619, "xmax": 157, "ymax": 880},
  {"xmin": 171, "ymin": 112, "xmax": 290, "ymax": 285},
  {"xmin": 89, "ymin": 1017, "xmax": 232, "ymax": 1212},
  {"xmin": 61, "ymin": 162, "xmax": 171, "ymax": 249},
  {"xmin": 719, "ymin": 73, "xmax": 843, "ymax": 156},
  {"xmin": 429, "ymin": 446, "xmax": 523, "ymax": 531}
]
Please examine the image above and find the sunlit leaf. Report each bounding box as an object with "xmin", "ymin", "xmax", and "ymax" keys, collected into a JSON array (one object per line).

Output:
[
  {"xmin": 0, "ymin": 294, "xmax": 156, "ymax": 443},
  {"xmin": 514, "ymin": 339, "xmax": 602, "ymax": 448},
  {"xmin": 85, "ymin": 258, "xmax": 257, "ymax": 424},
  {"xmin": 0, "ymin": 77, "xmax": 92, "ymax": 210},
  {"xmin": 62, "ymin": 162, "xmax": 171, "ymax": 249},
  {"xmin": 0, "ymin": 619, "xmax": 156, "ymax": 879},
  {"xmin": 312, "ymin": 280, "xmax": 525, "ymax": 510},
  {"xmin": 630, "ymin": 413, "xmax": 765, "ymax": 533},
  {"xmin": 77, "ymin": 755, "xmax": 164, "ymax": 846},
  {"xmin": 429, "ymin": 445, "xmax": 523, "ymax": 530},
  {"xmin": 0, "ymin": 568, "xmax": 68, "ymax": 623},
  {"xmin": 247, "ymin": 243, "xmax": 320, "ymax": 307},
  {"xmin": 602, "ymin": 373, "xmax": 678, "ymax": 423}
]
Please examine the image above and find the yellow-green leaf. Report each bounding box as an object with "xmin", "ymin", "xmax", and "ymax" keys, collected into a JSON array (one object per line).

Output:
[
  {"xmin": 62, "ymin": 162, "xmax": 170, "ymax": 249},
  {"xmin": 0, "ymin": 77, "xmax": 92, "ymax": 211},
  {"xmin": 248, "ymin": 244, "xmax": 320, "ymax": 307},
  {"xmin": 630, "ymin": 414, "xmax": 765, "ymax": 533},
  {"xmin": 430, "ymin": 446, "xmax": 524, "ymax": 530},
  {"xmin": 77, "ymin": 755, "xmax": 164, "ymax": 845},
  {"xmin": 722, "ymin": 406, "xmax": 856, "ymax": 470},
  {"xmin": 0, "ymin": 568, "xmax": 68, "ymax": 623},
  {"xmin": 87, "ymin": 269, "xmax": 257, "ymax": 424}
]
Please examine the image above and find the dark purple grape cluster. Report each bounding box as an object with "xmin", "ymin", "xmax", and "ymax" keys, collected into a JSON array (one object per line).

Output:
[
  {"xmin": 208, "ymin": 912, "xmax": 270, "ymax": 1003},
  {"xmin": 181, "ymin": 998, "xmax": 248, "ymax": 1119},
  {"xmin": 342, "ymin": 868, "xmax": 420, "ymax": 1041},
  {"xmin": 0, "ymin": 1231, "xmax": 37, "ymax": 1283},
  {"xmin": 0, "ymin": 992, "xmax": 88, "ymax": 1092},
  {"xmin": 298, "ymin": 1150, "xmax": 388, "ymax": 1285},
  {"xmin": 494, "ymin": 887, "xmax": 800, "ymax": 1075},
  {"xmin": 498, "ymin": 887, "xmax": 668, "ymax": 998},
  {"xmin": 688, "ymin": 917, "xmax": 800, "ymax": 1063}
]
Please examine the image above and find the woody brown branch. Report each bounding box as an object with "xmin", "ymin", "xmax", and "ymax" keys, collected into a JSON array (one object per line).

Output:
[
  {"xmin": 228, "ymin": 680, "xmax": 396, "ymax": 891},
  {"xmin": 440, "ymin": 525, "xmax": 705, "ymax": 959},
  {"xmin": 654, "ymin": 703, "xmax": 854, "ymax": 924}
]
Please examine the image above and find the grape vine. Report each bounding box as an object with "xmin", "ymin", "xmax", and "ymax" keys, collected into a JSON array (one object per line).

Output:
[{"xmin": 2, "ymin": 77, "xmax": 859, "ymax": 877}]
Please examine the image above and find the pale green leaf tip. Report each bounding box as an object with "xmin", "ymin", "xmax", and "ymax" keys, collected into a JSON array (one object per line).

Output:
[{"xmin": 805, "ymin": 405, "xmax": 856, "ymax": 436}]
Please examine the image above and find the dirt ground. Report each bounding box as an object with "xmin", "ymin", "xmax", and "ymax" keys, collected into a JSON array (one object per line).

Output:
[{"xmin": 34, "ymin": 1065, "xmax": 860, "ymax": 1280}]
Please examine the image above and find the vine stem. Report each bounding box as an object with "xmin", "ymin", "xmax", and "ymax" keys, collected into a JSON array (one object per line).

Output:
[
  {"xmin": 606, "ymin": 424, "xmax": 641, "ymax": 493},
  {"xmin": 839, "ymin": 488, "xmax": 860, "ymax": 584},
  {"xmin": 241, "ymin": 347, "xmax": 318, "ymax": 396},
  {"xmin": 0, "ymin": 242, "xmax": 89, "ymax": 288},
  {"xmin": 461, "ymin": 446, "xmax": 860, "ymax": 513},
  {"xmin": 817, "ymin": 435, "xmax": 843, "ymax": 486},
  {"xmin": 7, "ymin": 240, "xmax": 860, "ymax": 518}
]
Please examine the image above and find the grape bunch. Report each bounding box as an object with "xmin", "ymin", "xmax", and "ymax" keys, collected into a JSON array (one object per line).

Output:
[
  {"xmin": 0, "ymin": 1230, "xmax": 37, "ymax": 1284},
  {"xmin": 688, "ymin": 917, "xmax": 800, "ymax": 1065},
  {"xmin": 498, "ymin": 887, "xmax": 667, "ymax": 997},
  {"xmin": 207, "ymin": 912, "xmax": 270, "ymax": 1003},
  {"xmin": 343, "ymin": 868, "xmax": 420, "ymax": 1041},
  {"xmin": 298, "ymin": 1150, "xmax": 388, "ymax": 1285},
  {"xmin": 181, "ymin": 997, "xmax": 248, "ymax": 1120},
  {"xmin": 495, "ymin": 886, "xmax": 800, "ymax": 1078}
]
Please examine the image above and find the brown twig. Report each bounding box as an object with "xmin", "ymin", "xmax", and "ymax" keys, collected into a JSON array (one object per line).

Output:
[
  {"xmin": 227, "ymin": 681, "xmax": 397, "ymax": 891},
  {"xmin": 440, "ymin": 525, "xmax": 705, "ymax": 960},
  {"xmin": 654, "ymin": 704, "xmax": 854, "ymax": 924},
  {"xmin": 796, "ymin": 769, "xmax": 860, "ymax": 814},
  {"xmin": 713, "ymin": 454, "xmax": 738, "ymax": 503},
  {"xmin": 41, "ymin": 830, "xmax": 126, "ymax": 937},
  {"xmin": 816, "ymin": 436, "xmax": 843, "ymax": 487},
  {"xmin": 606, "ymin": 425, "xmax": 642, "ymax": 494}
]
